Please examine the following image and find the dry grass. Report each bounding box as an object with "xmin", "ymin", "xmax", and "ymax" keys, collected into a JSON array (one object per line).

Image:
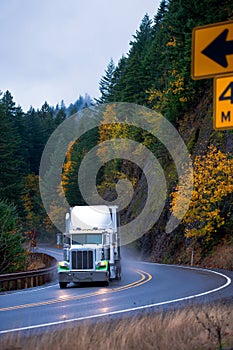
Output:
[
  {"xmin": 1, "ymin": 303, "xmax": 233, "ymax": 350},
  {"xmin": 202, "ymin": 244, "xmax": 233, "ymax": 271},
  {"xmin": 26, "ymin": 261, "xmax": 46, "ymax": 271}
]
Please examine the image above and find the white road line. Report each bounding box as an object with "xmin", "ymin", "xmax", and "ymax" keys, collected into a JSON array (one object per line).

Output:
[{"xmin": 0, "ymin": 266, "xmax": 231, "ymax": 335}]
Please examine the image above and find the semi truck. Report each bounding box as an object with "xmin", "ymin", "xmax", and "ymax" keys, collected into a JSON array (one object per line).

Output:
[{"xmin": 58, "ymin": 205, "xmax": 121, "ymax": 288}]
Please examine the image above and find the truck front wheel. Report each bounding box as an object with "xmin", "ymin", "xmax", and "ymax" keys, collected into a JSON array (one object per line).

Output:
[{"xmin": 59, "ymin": 282, "xmax": 68, "ymax": 289}]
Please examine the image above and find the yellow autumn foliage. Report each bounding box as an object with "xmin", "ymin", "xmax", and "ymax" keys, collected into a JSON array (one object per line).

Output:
[
  {"xmin": 147, "ymin": 71, "xmax": 187, "ymax": 113},
  {"xmin": 171, "ymin": 145, "xmax": 233, "ymax": 241}
]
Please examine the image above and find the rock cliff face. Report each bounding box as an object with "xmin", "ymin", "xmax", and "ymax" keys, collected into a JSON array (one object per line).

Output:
[{"xmin": 123, "ymin": 91, "xmax": 233, "ymax": 268}]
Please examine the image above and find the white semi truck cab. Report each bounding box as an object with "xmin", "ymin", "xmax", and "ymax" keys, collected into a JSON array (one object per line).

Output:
[{"xmin": 58, "ymin": 205, "xmax": 121, "ymax": 288}]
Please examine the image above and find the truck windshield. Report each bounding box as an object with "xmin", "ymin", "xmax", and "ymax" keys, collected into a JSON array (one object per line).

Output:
[{"xmin": 72, "ymin": 234, "xmax": 102, "ymax": 245}]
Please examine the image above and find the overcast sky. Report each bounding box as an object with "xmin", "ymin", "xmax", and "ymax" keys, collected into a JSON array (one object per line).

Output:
[{"xmin": 1, "ymin": 0, "xmax": 160, "ymax": 111}]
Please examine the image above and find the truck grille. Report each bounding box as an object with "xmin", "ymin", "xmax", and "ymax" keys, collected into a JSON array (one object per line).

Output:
[{"xmin": 71, "ymin": 250, "xmax": 94, "ymax": 270}]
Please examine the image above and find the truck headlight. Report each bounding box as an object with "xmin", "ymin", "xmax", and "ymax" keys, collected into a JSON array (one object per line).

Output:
[
  {"xmin": 96, "ymin": 261, "xmax": 107, "ymax": 268},
  {"xmin": 59, "ymin": 261, "xmax": 69, "ymax": 268}
]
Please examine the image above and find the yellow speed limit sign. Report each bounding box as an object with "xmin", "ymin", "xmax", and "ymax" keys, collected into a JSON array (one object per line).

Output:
[{"xmin": 214, "ymin": 75, "xmax": 233, "ymax": 130}]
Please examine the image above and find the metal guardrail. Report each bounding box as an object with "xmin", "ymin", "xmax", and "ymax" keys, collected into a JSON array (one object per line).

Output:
[{"xmin": 0, "ymin": 253, "xmax": 57, "ymax": 292}]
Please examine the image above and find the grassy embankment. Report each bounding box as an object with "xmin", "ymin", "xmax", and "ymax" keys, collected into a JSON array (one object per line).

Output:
[{"xmin": 1, "ymin": 303, "xmax": 233, "ymax": 350}]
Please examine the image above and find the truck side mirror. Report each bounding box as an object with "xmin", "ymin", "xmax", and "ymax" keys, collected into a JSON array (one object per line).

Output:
[
  {"xmin": 64, "ymin": 236, "xmax": 71, "ymax": 245},
  {"xmin": 56, "ymin": 232, "xmax": 62, "ymax": 248}
]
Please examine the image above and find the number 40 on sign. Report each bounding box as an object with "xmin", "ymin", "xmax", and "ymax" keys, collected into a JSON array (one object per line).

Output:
[{"xmin": 214, "ymin": 75, "xmax": 233, "ymax": 130}]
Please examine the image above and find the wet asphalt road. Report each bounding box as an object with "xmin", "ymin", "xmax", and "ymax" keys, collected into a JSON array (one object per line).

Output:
[{"xmin": 0, "ymin": 246, "xmax": 232, "ymax": 335}]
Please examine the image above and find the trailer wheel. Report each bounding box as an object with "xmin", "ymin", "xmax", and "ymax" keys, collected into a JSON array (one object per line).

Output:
[
  {"xmin": 59, "ymin": 282, "xmax": 67, "ymax": 289},
  {"xmin": 116, "ymin": 270, "xmax": 121, "ymax": 280},
  {"xmin": 116, "ymin": 264, "xmax": 121, "ymax": 280},
  {"xmin": 104, "ymin": 271, "xmax": 110, "ymax": 286}
]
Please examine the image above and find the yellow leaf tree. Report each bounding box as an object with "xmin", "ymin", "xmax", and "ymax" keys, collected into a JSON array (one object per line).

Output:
[{"xmin": 171, "ymin": 145, "xmax": 233, "ymax": 242}]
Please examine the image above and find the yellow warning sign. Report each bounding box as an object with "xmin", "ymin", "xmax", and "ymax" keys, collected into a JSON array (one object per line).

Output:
[
  {"xmin": 192, "ymin": 20, "xmax": 233, "ymax": 79},
  {"xmin": 214, "ymin": 75, "xmax": 233, "ymax": 130}
]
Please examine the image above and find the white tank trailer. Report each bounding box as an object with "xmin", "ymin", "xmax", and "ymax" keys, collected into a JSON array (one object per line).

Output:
[{"xmin": 58, "ymin": 205, "xmax": 121, "ymax": 288}]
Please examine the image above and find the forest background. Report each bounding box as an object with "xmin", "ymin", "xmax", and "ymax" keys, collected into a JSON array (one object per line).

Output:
[{"xmin": 1, "ymin": 0, "xmax": 233, "ymax": 273}]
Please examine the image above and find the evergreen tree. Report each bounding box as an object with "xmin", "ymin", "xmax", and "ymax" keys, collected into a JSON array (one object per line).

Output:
[
  {"xmin": 54, "ymin": 107, "xmax": 66, "ymax": 126},
  {"xmin": 62, "ymin": 128, "xmax": 99, "ymax": 206},
  {"xmin": 68, "ymin": 104, "xmax": 78, "ymax": 116},
  {"xmin": 0, "ymin": 200, "xmax": 26, "ymax": 273},
  {"xmin": 154, "ymin": 0, "xmax": 168, "ymax": 26},
  {"xmin": 0, "ymin": 101, "xmax": 24, "ymax": 205},
  {"xmin": 97, "ymin": 58, "xmax": 115, "ymax": 103},
  {"xmin": 40, "ymin": 131, "xmax": 70, "ymax": 233},
  {"xmin": 24, "ymin": 107, "xmax": 45, "ymax": 174},
  {"xmin": 1, "ymin": 91, "xmax": 29, "ymax": 175},
  {"xmin": 110, "ymin": 55, "xmax": 128, "ymax": 102},
  {"xmin": 22, "ymin": 174, "xmax": 47, "ymax": 236},
  {"xmin": 143, "ymin": 0, "xmax": 169, "ymax": 99},
  {"xmin": 1, "ymin": 90, "xmax": 17, "ymax": 120},
  {"xmin": 39, "ymin": 101, "xmax": 56, "ymax": 142},
  {"xmin": 115, "ymin": 14, "xmax": 153, "ymax": 105}
]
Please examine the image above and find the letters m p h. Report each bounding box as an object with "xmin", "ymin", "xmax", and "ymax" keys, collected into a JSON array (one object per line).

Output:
[{"xmin": 221, "ymin": 111, "xmax": 231, "ymax": 122}]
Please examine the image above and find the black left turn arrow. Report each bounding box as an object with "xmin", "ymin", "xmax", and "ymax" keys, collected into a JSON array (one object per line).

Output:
[{"xmin": 201, "ymin": 28, "xmax": 233, "ymax": 68}]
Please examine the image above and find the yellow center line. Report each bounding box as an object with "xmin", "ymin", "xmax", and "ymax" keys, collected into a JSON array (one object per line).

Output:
[
  {"xmin": 0, "ymin": 269, "xmax": 152, "ymax": 312},
  {"xmin": 0, "ymin": 291, "xmax": 105, "ymax": 311},
  {"xmin": 114, "ymin": 270, "xmax": 152, "ymax": 291}
]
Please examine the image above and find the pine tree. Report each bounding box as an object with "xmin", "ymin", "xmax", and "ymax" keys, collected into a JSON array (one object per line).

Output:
[
  {"xmin": 0, "ymin": 98, "xmax": 24, "ymax": 205},
  {"xmin": 1, "ymin": 90, "xmax": 17, "ymax": 119},
  {"xmin": 39, "ymin": 101, "xmax": 56, "ymax": 142},
  {"xmin": 143, "ymin": 0, "xmax": 169, "ymax": 99},
  {"xmin": 22, "ymin": 174, "xmax": 47, "ymax": 236},
  {"xmin": 24, "ymin": 107, "xmax": 45, "ymax": 174},
  {"xmin": 110, "ymin": 55, "xmax": 128, "ymax": 102},
  {"xmin": 1, "ymin": 91, "xmax": 29, "ymax": 176},
  {"xmin": 54, "ymin": 107, "xmax": 66, "ymax": 126},
  {"xmin": 0, "ymin": 200, "xmax": 26, "ymax": 273},
  {"xmin": 62, "ymin": 127, "xmax": 99, "ymax": 206},
  {"xmin": 154, "ymin": 0, "xmax": 168, "ymax": 26},
  {"xmin": 97, "ymin": 58, "xmax": 115, "ymax": 103},
  {"xmin": 116, "ymin": 14, "xmax": 153, "ymax": 105}
]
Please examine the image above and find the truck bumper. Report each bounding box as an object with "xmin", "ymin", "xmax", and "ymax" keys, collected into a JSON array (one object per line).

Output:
[{"xmin": 58, "ymin": 270, "xmax": 109, "ymax": 283}]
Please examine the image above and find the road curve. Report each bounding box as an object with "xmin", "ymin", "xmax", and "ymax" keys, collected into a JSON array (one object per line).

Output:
[{"xmin": 0, "ymin": 247, "xmax": 232, "ymax": 335}]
